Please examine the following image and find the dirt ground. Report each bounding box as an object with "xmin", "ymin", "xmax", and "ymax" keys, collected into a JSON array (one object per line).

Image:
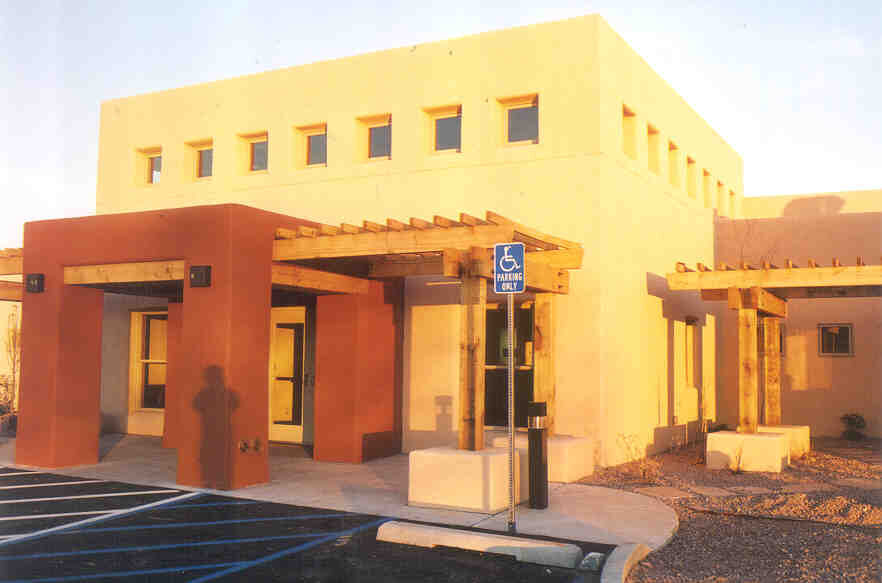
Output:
[{"xmin": 579, "ymin": 436, "xmax": 881, "ymax": 583}]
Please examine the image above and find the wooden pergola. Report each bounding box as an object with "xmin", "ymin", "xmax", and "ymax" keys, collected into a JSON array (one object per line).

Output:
[
  {"xmin": 667, "ymin": 257, "xmax": 882, "ymax": 433},
  {"xmin": 271, "ymin": 210, "xmax": 583, "ymax": 450},
  {"xmin": 2, "ymin": 211, "xmax": 582, "ymax": 453}
]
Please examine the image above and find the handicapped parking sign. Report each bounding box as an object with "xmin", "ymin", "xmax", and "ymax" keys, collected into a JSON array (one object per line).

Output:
[{"xmin": 493, "ymin": 242, "xmax": 526, "ymax": 294}]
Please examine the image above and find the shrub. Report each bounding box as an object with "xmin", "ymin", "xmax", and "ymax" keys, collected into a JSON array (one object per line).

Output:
[{"xmin": 840, "ymin": 413, "xmax": 866, "ymax": 441}]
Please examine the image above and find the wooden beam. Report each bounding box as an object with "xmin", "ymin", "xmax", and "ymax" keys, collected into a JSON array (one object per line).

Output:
[
  {"xmin": 779, "ymin": 286, "xmax": 882, "ymax": 299},
  {"xmin": 763, "ymin": 317, "xmax": 782, "ymax": 426},
  {"xmin": 340, "ymin": 223, "xmax": 361, "ymax": 234},
  {"xmin": 368, "ymin": 249, "xmax": 461, "ymax": 278},
  {"xmin": 271, "ymin": 263, "xmax": 370, "ymax": 295},
  {"xmin": 485, "ymin": 210, "xmax": 581, "ymax": 250},
  {"xmin": 738, "ymin": 307, "xmax": 759, "ymax": 433},
  {"xmin": 433, "ymin": 215, "xmax": 462, "ymax": 228},
  {"xmin": 386, "ymin": 218, "xmax": 407, "ymax": 231},
  {"xmin": 469, "ymin": 248, "xmax": 570, "ymax": 294},
  {"xmin": 0, "ymin": 281, "xmax": 22, "ymax": 302},
  {"xmin": 273, "ymin": 224, "xmax": 514, "ymax": 261},
  {"xmin": 409, "ymin": 217, "xmax": 435, "ymax": 230},
  {"xmin": 458, "ymin": 247, "xmax": 486, "ymax": 451},
  {"xmin": 0, "ymin": 256, "xmax": 23, "ymax": 276},
  {"xmin": 363, "ymin": 220, "xmax": 386, "ymax": 233},
  {"xmin": 459, "ymin": 212, "xmax": 487, "ymax": 226},
  {"xmin": 668, "ymin": 264, "xmax": 882, "ymax": 291},
  {"xmin": 64, "ymin": 260, "xmax": 186, "ymax": 285},
  {"xmin": 533, "ymin": 293, "xmax": 555, "ymax": 436},
  {"xmin": 318, "ymin": 224, "xmax": 341, "ymax": 236},
  {"xmin": 722, "ymin": 287, "xmax": 787, "ymax": 317}
]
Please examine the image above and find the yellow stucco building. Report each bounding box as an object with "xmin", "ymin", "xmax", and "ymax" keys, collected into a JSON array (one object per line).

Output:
[
  {"xmin": 93, "ymin": 14, "xmax": 747, "ymax": 467},
  {"xmin": 4, "ymin": 15, "xmax": 877, "ymax": 492}
]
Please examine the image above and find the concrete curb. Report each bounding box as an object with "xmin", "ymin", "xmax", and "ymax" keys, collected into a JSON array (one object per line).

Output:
[
  {"xmin": 599, "ymin": 543, "xmax": 650, "ymax": 583},
  {"xmin": 376, "ymin": 521, "xmax": 583, "ymax": 568}
]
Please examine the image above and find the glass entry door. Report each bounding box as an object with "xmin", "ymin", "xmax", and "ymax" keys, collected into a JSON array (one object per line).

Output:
[{"xmin": 268, "ymin": 307, "xmax": 307, "ymax": 443}]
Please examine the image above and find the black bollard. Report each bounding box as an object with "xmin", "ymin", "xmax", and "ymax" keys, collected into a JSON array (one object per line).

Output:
[{"xmin": 527, "ymin": 401, "xmax": 548, "ymax": 509}]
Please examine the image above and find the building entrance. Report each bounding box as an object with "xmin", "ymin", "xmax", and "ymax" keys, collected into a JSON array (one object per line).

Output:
[{"xmin": 268, "ymin": 307, "xmax": 309, "ymax": 443}]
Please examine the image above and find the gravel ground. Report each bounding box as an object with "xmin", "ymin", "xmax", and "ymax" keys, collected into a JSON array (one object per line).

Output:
[{"xmin": 579, "ymin": 437, "xmax": 881, "ymax": 583}]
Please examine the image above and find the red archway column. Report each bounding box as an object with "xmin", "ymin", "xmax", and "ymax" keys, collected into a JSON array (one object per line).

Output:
[
  {"xmin": 16, "ymin": 282, "xmax": 103, "ymax": 468},
  {"xmin": 314, "ymin": 281, "xmax": 397, "ymax": 463}
]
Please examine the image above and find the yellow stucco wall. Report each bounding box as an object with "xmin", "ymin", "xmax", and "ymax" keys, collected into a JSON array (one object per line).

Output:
[{"xmin": 94, "ymin": 15, "xmax": 743, "ymax": 465}]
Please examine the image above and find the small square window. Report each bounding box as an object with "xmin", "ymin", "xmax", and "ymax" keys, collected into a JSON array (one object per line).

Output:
[
  {"xmin": 818, "ymin": 324, "xmax": 853, "ymax": 356},
  {"xmin": 251, "ymin": 140, "xmax": 268, "ymax": 171},
  {"xmin": 148, "ymin": 155, "xmax": 162, "ymax": 184},
  {"xmin": 507, "ymin": 104, "xmax": 538, "ymax": 143},
  {"xmin": 307, "ymin": 133, "xmax": 327, "ymax": 165},
  {"xmin": 435, "ymin": 115, "xmax": 461, "ymax": 151},
  {"xmin": 369, "ymin": 123, "xmax": 391, "ymax": 158},
  {"xmin": 198, "ymin": 148, "xmax": 213, "ymax": 178}
]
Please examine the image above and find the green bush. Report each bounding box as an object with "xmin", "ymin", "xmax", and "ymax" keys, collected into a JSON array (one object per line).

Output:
[{"xmin": 840, "ymin": 413, "xmax": 866, "ymax": 441}]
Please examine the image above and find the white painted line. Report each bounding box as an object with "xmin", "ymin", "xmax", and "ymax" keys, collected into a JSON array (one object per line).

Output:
[
  {"xmin": 0, "ymin": 480, "xmax": 105, "ymax": 490},
  {"xmin": 0, "ymin": 510, "xmax": 111, "ymax": 522},
  {"xmin": 0, "ymin": 472, "xmax": 46, "ymax": 478},
  {"xmin": 0, "ymin": 489, "xmax": 179, "ymax": 505},
  {"xmin": 0, "ymin": 491, "xmax": 201, "ymax": 547}
]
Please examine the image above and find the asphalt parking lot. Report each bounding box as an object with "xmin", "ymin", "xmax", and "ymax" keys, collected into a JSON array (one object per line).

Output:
[{"xmin": 0, "ymin": 467, "xmax": 609, "ymax": 582}]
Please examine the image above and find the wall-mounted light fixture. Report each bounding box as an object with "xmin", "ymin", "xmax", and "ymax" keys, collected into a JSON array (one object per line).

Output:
[
  {"xmin": 25, "ymin": 273, "xmax": 44, "ymax": 293},
  {"xmin": 189, "ymin": 265, "xmax": 211, "ymax": 288}
]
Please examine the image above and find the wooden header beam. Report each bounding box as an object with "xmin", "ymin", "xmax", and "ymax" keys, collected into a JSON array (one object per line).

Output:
[
  {"xmin": 705, "ymin": 287, "xmax": 788, "ymax": 318},
  {"xmin": 64, "ymin": 260, "xmax": 186, "ymax": 285},
  {"xmin": 271, "ymin": 263, "xmax": 370, "ymax": 295},
  {"xmin": 0, "ymin": 248, "xmax": 23, "ymax": 276},
  {"xmin": 368, "ymin": 250, "xmax": 462, "ymax": 279},
  {"xmin": 0, "ymin": 281, "xmax": 22, "ymax": 302},
  {"xmin": 468, "ymin": 248, "xmax": 571, "ymax": 294},
  {"xmin": 669, "ymin": 264, "xmax": 882, "ymax": 291}
]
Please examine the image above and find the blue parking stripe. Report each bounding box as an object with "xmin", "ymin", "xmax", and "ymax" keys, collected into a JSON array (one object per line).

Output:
[
  {"xmin": 0, "ymin": 531, "xmax": 336, "ymax": 561},
  {"xmin": 2, "ymin": 561, "xmax": 245, "ymax": 582},
  {"xmin": 70, "ymin": 512, "xmax": 355, "ymax": 534},
  {"xmin": 189, "ymin": 517, "xmax": 390, "ymax": 582},
  {"xmin": 164, "ymin": 500, "xmax": 259, "ymax": 509}
]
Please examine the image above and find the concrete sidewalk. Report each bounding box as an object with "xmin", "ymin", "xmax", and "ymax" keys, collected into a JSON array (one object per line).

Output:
[{"xmin": 0, "ymin": 434, "xmax": 677, "ymax": 550}]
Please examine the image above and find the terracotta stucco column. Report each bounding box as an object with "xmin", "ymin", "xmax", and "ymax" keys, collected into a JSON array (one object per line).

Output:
[
  {"xmin": 17, "ymin": 281, "xmax": 103, "ymax": 467},
  {"xmin": 314, "ymin": 281, "xmax": 397, "ymax": 463}
]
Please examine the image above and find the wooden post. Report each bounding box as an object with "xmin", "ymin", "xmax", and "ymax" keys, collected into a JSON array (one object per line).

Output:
[
  {"xmin": 533, "ymin": 293, "xmax": 555, "ymax": 436},
  {"xmin": 737, "ymin": 307, "xmax": 759, "ymax": 433},
  {"xmin": 763, "ymin": 317, "xmax": 782, "ymax": 426},
  {"xmin": 458, "ymin": 247, "xmax": 487, "ymax": 450}
]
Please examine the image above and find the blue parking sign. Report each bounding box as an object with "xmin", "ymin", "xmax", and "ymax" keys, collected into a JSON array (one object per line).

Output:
[{"xmin": 493, "ymin": 242, "xmax": 526, "ymax": 294}]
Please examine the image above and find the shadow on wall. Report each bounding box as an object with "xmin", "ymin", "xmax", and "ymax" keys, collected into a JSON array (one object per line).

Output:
[
  {"xmin": 193, "ymin": 365, "xmax": 239, "ymax": 489},
  {"xmin": 405, "ymin": 395, "xmax": 458, "ymax": 451},
  {"xmin": 781, "ymin": 196, "xmax": 845, "ymax": 217}
]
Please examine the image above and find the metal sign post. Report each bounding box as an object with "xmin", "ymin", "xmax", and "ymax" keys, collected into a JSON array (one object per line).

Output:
[{"xmin": 493, "ymin": 242, "xmax": 525, "ymax": 534}]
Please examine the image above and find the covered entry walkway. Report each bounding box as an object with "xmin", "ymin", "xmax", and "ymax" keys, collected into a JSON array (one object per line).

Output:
[{"xmin": 5, "ymin": 204, "xmax": 580, "ymax": 491}]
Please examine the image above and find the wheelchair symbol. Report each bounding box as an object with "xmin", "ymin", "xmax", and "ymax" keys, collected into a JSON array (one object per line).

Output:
[{"xmin": 498, "ymin": 245, "xmax": 521, "ymax": 272}]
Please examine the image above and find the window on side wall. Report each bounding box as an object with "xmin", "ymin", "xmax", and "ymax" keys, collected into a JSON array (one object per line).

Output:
[
  {"xmin": 307, "ymin": 132, "xmax": 327, "ymax": 165},
  {"xmin": 818, "ymin": 324, "xmax": 853, "ymax": 356},
  {"xmin": 369, "ymin": 122, "xmax": 391, "ymax": 158},
  {"xmin": 499, "ymin": 94, "xmax": 539, "ymax": 145},
  {"xmin": 148, "ymin": 155, "xmax": 162, "ymax": 184},
  {"xmin": 251, "ymin": 139, "xmax": 268, "ymax": 171},
  {"xmin": 435, "ymin": 112, "xmax": 461, "ymax": 151},
  {"xmin": 198, "ymin": 148, "xmax": 213, "ymax": 178}
]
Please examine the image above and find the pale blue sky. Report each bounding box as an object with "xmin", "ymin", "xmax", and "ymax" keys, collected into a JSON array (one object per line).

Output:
[{"xmin": 1, "ymin": 0, "xmax": 879, "ymax": 248}]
